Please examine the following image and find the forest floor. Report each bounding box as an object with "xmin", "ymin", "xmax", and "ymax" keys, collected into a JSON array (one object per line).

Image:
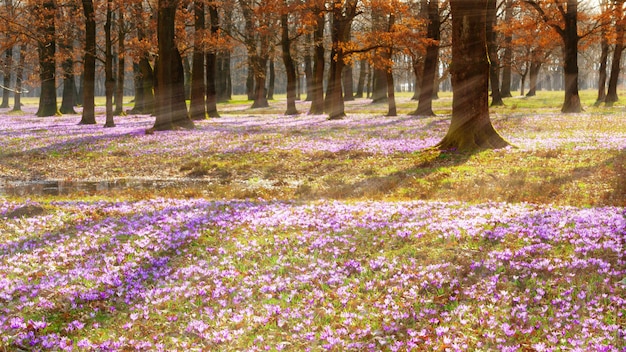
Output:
[{"xmin": 0, "ymin": 91, "xmax": 625, "ymax": 351}]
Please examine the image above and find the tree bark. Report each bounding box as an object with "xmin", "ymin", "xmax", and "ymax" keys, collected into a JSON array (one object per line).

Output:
[
  {"xmin": 80, "ymin": 0, "xmax": 96, "ymax": 124},
  {"xmin": 303, "ymin": 34, "xmax": 314, "ymax": 102},
  {"xmin": 60, "ymin": 45, "xmax": 77, "ymax": 114},
  {"xmin": 281, "ymin": 11, "xmax": 298, "ymax": 115},
  {"xmin": 486, "ymin": 0, "xmax": 503, "ymax": 106},
  {"xmin": 37, "ymin": 0, "xmax": 58, "ymax": 117},
  {"xmin": 606, "ymin": 0, "xmax": 624, "ymax": 106},
  {"xmin": 595, "ymin": 27, "xmax": 609, "ymax": 106},
  {"xmin": 12, "ymin": 45, "xmax": 24, "ymax": 112},
  {"xmin": 560, "ymin": 0, "xmax": 581, "ymax": 113},
  {"xmin": 526, "ymin": 60, "xmax": 541, "ymax": 97},
  {"xmin": 439, "ymin": 0, "xmax": 509, "ymax": 151},
  {"xmin": 114, "ymin": 7, "xmax": 125, "ymax": 116},
  {"xmin": 1, "ymin": 48, "xmax": 12, "ymax": 108},
  {"xmin": 413, "ymin": 0, "xmax": 439, "ymax": 116},
  {"xmin": 355, "ymin": 59, "xmax": 366, "ymax": 98},
  {"xmin": 206, "ymin": 2, "xmax": 220, "ymax": 117},
  {"xmin": 267, "ymin": 60, "xmax": 275, "ymax": 100},
  {"xmin": 500, "ymin": 0, "xmax": 513, "ymax": 97},
  {"xmin": 190, "ymin": 0, "xmax": 206, "ymax": 120},
  {"xmin": 309, "ymin": 10, "xmax": 325, "ymax": 115},
  {"xmin": 153, "ymin": 0, "xmax": 193, "ymax": 131},
  {"xmin": 104, "ymin": 0, "xmax": 115, "ymax": 127}
]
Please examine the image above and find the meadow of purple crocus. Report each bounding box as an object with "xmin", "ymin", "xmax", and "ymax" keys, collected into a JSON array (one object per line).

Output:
[
  {"xmin": 0, "ymin": 198, "xmax": 624, "ymax": 351},
  {"xmin": 1, "ymin": 100, "xmax": 626, "ymax": 351}
]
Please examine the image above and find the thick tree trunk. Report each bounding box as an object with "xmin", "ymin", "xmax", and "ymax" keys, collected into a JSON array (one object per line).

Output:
[
  {"xmin": 206, "ymin": 2, "xmax": 220, "ymax": 117},
  {"xmin": 131, "ymin": 63, "xmax": 145, "ymax": 113},
  {"xmin": 80, "ymin": 0, "xmax": 96, "ymax": 124},
  {"xmin": 325, "ymin": 0, "xmax": 357, "ymax": 120},
  {"xmin": 216, "ymin": 52, "xmax": 231, "ymax": 102},
  {"xmin": 309, "ymin": 12, "xmax": 325, "ymax": 115},
  {"xmin": 500, "ymin": 0, "xmax": 513, "ymax": 97},
  {"xmin": 114, "ymin": 7, "xmax": 125, "ymax": 116},
  {"xmin": 251, "ymin": 56, "xmax": 269, "ymax": 108},
  {"xmin": 60, "ymin": 50, "xmax": 77, "ymax": 114},
  {"xmin": 413, "ymin": 0, "xmax": 439, "ymax": 116},
  {"xmin": 104, "ymin": 0, "xmax": 115, "ymax": 128},
  {"xmin": 439, "ymin": 0, "xmax": 509, "ymax": 151},
  {"xmin": 371, "ymin": 68, "xmax": 387, "ymax": 103},
  {"xmin": 190, "ymin": 0, "xmax": 205, "ymax": 120},
  {"xmin": 1, "ymin": 48, "xmax": 12, "ymax": 108},
  {"xmin": 606, "ymin": 1, "xmax": 624, "ymax": 106},
  {"xmin": 153, "ymin": 0, "xmax": 193, "ymax": 131},
  {"xmin": 526, "ymin": 61, "xmax": 541, "ymax": 97},
  {"xmin": 281, "ymin": 12, "xmax": 298, "ymax": 115},
  {"xmin": 486, "ymin": 0, "xmax": 503, "ymax": 106},
  {"xmin": 560, "ymin": 0, "xmax": 581, "ymax": 113},
  {"xmin": 37, "ymin": 0, "xmax": 57, "ymax": 117}
]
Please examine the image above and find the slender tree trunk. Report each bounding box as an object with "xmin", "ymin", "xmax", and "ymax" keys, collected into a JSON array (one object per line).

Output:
[
  {"xmin": 206, "ymin": 2, "xmax": 220, "ymax": 117},
  {"xmin": 37, "ymin": 0, "xmax": 58, "ymax": 117},
  {"xmin": 486, "ymin": 0, "xmax": 503, "ymax": 106},
  {"xmin": 413, "ymin": 0, "xmax": 439, "ymax": 116},
  {"xmin": 104, "ymin": 0, "xmax": 115, "ymax": 127},
  {"xmin": 411, "ymin": 56, "xmax": 422, "ymax": 100},
  {"xmin": 606, "ymin": 0, "xmax": 624, "ymax": 105},
  {"xmin": 114, "ymin": 7, "xmax": 125, "ymax": 115},
  {"xmin": 385, "ymin": 14, "xmax": 396, "ymax": 116},
  {"xmin": 439, "ymin": 0, "xmax": 508, "ymax": 151},
  {"xmin": 1, "ymin": 48, "xmax": 12, "ymax": 108},
  {"xmin": 309, "ymin": 11, "xmax": 325, "ymax": 115},
  {"xmin": 355, "ymin": 59, "xmax": 366, "ymax": 98},
  {"xmin": 267, "ymin": 60, "xmax": 275, "ymax": 100},
  {"xmin": 595, "ymin": 27, "xmax": 609, "ymax": 106},
  {"xmin": 190, "ymin": 0, "xmax": 206, "ymax": 120},
  {"xmin": 342, "ymin": 25, "xmax": 354, "ymax": 101},
  {"xmin": 216, "ymin": 52, "xmax": 231, "ymax": 102},
  {"xmin": 12, "ymin": 45, "xmax": 24, "ymax": 112},
  {"xmin": 81, "ymin": 0, "xmax": 96, "ymax": 124},
  {"xmin": 500, "ymin": 0, "xmax": 513, "ymax": 97},
  {"xmin": 304, "ymin": 34, "xmax": 314, "ymax": 101},
  {"xmin": 281, "ymin": 12, "xmax": 298, "ymax": 115}
]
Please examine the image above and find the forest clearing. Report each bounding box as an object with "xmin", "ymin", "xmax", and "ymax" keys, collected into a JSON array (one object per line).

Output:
[{"xmin": 0, "ymin": 92, "xmax": 624, "ymax": 351}]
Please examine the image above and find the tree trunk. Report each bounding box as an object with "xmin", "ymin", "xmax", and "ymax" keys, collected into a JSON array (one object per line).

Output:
[
  {"xmin": 114, "ymin": 7, "xmax": 125, "ymax": 116},
  {"xmin": 251, "ymin": 57, "xmax": 269, "ymax": 108},
  {"xmin": 342, "ymin": 25, "xmax": 354, "ymax": 101},
  {"xmin": 206, "ymin": 2, "xmax": 220, "ymax": 117},
  {"xmin": 104, "ymin": 0, "xmax": 115, "ymax": 128},
  {"xmin": 80, "ymin": 0, "xmax": 96, "ymax": 124},
  {"xmin": 216, "ymin": 52, "xmax": 231, "ymax": 102},
  {"xmin": 309, "ymin": 11, "xmax": 325, "ymax": 115},
  {"xmin": 267, "ymin": 60, "xmax": 275, "ymax": 100},
  {"xmin": 595, "ymin": 27, "xmax": 609, "ymax": 106},
  {"xmin": 60, "ymin": 47, "xmax": 77, "ymax": 114},
  {"xmin": 486, "ymin": 0, "xmax": 503, "ymax": 106},
  {"xmin": 281, "ymin": 12, "xmax": 298, "ymax": 115},
  {"xmin": 325, "ymin": 0, "xmax": 357, "ymax": 120},
  {"xmin": 355, "ymin": 59, "xmax": 366, "ymax": 98},
  {"xmin": 560, "ymin": 0, "xmax": 581, "ymax": 113},
  {"xmin": 439, "ymin": 0, "xmax": 509, "ymax": 151},
  {"xmin": 131, "ymin": 62, "xmax": 145, "ymax": 113},
  {"xmin": 190, "ymin": 0, "xmax": 206, "ymax": 120},
  {"xmin": 371, "ymin": 68, "xmax": 387, "ymax": 103},
  {"xmin": 526, "ymin": 61, "xmax": 541, "ymax": 97},
  {"xmin": 12, "ymin": 45, "xmax": 24, "ymax": 112},
  {"xmin": 304, "ymin": 34, "xmax": 314, "ymax": 102},
  {"xmin": 153, "ymin": 0, "xmax": 193, "ymax": 131},
  {"xmin": 500, "ymin": 0, "xmax": 513, "ymax": 97},
  {"xmin": 411, "ymin": 56, "xmax": 422, "ymax": 100},
  {"xmin": 606, "ymin": 0, "xmax": 624, "ymax": 106},
  {"xmin": 1, "ymin": 48, "xmax": 12, "ymax": 108},
  {"xmin": 37, "ymin": 0, "xmax": 57, "ymax": 117},
  {"xmin": 413, "ymin": 0, "xmax": 439, "ymax": 116}
]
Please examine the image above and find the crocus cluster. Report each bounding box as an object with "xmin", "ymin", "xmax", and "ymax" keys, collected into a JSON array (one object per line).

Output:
[{"xmin": 1, "ymin": 198, "xmax": 624, "ymax": 350}]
